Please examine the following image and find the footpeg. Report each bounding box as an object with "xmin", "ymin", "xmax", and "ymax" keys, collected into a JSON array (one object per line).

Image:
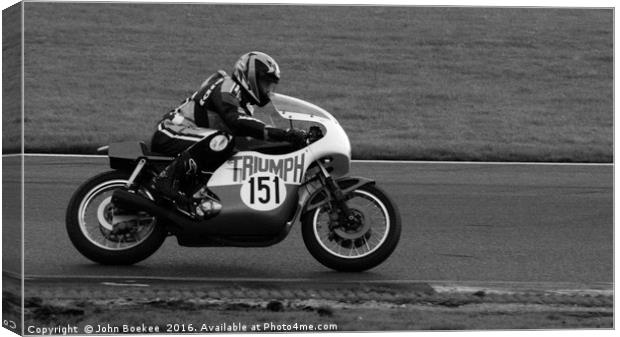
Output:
[{"xmin": 195, "ymin": 199, "xmax": 222, "ymax": 218}]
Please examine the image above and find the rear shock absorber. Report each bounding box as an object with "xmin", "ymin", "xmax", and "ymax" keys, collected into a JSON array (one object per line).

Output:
[{"xmin": 126, "ymin": 158, "xmax": 147, "ymax": 188}]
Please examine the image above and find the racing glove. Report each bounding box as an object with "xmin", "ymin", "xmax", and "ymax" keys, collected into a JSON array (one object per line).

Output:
[
  {"xmin": 265, "ymin": 127, "xmax": 307, "ymax": 147},
  {"xmin": 285, "ymin": 129, "xmax": 307, "ymax": 148}
]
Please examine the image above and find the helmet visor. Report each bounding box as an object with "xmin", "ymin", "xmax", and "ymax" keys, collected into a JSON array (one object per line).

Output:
[{"xmin": 261, "ymin": 80, "xmax": 277, "ymax": 95}]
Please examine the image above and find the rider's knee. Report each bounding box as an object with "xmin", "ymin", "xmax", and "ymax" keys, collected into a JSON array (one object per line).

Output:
[
  {"xmin": 208, "ymin": 132, "xmax": 234, "ymax": 154},
  {"xmin": 192, "ymin": 131, "xmax": 235, "ymax": 168}
]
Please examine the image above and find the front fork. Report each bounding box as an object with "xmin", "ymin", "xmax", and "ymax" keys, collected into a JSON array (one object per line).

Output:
[
  {"xmin": 315, "ymin": 161, "xmax": 359, "ymax": 229},
  {"xmin": 316, "ymin": 161, "xmax": 350, "ymax": 211}
]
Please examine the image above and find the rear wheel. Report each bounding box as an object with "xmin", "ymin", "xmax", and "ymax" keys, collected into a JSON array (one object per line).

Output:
[
  {"xmin": 302, "ymin": 184, "xmax": 401, "ymax": 272},
  {"xmin": 66, "ymin": 170, "xmax": 167, "ymax": 265}
]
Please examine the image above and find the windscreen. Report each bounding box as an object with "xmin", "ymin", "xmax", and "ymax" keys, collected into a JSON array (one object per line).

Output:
[{"xmin": 269, "ymin": 93, "xmax": 336, "ymax": 123}]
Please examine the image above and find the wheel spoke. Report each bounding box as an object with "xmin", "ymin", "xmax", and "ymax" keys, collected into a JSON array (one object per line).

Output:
[
  {"xmin": 364, "ymin": 238, "xmax": 371, "ymax": 252},
  {"xmin": 132, "ymin": 227, "xmax": 142, "ymax": 243},
  {"xmin": 313, "ymin": 190, "xmax": 391, "ymax": 259},
  {"xmin": 370, "ymin": 235, "xmax": 382, "ymax": 246},
  {"xmin": 353, "ymin": 245, "xmax": 360, "ymax": 257}
]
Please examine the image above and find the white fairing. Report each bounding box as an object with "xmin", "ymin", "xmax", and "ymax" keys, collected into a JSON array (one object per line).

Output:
[{"xmin": 209, "ymin": 93, "xmax": 352, "ymax": 187}]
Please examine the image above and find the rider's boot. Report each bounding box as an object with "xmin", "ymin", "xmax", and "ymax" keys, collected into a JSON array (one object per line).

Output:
[
  {"xmin": 151, "ymin": 151, "xmax": 223, "ymax": 220},
  {"xmin": 150, "ymin": 152, "xmax": 199, "ymax": 217},
  {"xmin": 192, "ymin": 185, "xmax": 222, "ymax": 218}
]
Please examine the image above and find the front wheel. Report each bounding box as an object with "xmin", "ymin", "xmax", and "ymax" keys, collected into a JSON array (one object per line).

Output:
[
  {"xmin": 301, "ymin": 184, "xmax": 401, "ymax": 272},
  {"xmin": 66, "ymin": 170, "xmax": 167, "ymax": 265}
]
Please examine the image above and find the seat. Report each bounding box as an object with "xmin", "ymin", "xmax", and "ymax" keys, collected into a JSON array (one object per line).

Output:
[{"xmin": 139, "ymin": 142, "xmax": 175, "ymax": 161}]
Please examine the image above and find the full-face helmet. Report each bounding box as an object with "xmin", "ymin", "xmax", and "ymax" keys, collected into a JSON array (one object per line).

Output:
[{"xmin": 232, "ymin": 51, "xmax": 280, "ymax": 107}]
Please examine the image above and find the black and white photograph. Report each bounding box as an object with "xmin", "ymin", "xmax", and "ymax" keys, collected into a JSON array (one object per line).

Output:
[{"xmin": 1, "ymin": 0, "xmax": 614, "ymax": 334}]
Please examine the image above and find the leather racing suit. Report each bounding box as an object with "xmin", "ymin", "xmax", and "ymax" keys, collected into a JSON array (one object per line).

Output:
[{"xmin": 149, "ymin": 70, "xmax": 295, "ymax": 217}]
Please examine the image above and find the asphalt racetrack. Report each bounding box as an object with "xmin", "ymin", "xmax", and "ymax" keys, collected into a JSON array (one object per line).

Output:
[{"xmin": 7, "ymin": 156, "xmax": 613, "ymax": 287}]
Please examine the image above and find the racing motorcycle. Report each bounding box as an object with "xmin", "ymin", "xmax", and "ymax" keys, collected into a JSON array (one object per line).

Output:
[{"xmin": 66, "ymin": 93, "xmax": 401, "ymax": 272}]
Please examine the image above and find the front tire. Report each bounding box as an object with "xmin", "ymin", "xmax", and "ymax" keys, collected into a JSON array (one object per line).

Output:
[
  {"xmin": 301, "ymin": 184, "xmax": 401, "ymax": 272},
  {"xmin": 66, "ymin": 170, "xmax": 167, "ymax": 265}
]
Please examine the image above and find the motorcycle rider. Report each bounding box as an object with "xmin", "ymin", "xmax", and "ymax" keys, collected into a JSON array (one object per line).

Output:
[{"xmin": 149, "ymin": 51, "xmax": 306, "ymax": 219}]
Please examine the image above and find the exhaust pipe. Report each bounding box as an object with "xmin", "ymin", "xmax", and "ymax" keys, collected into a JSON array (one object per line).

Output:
[{"xmin": 111, "ymin": 189, "xmax": 194, "ymax": 229}]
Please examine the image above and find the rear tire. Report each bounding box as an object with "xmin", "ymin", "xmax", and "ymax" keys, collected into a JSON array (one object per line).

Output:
[
  {"xmin": 66, "ymin": 170, "xmax": 167, "ymax": 265},
  {"xmin": 301, "ymin": 184, "xmax": 401, "ymax": 272}
]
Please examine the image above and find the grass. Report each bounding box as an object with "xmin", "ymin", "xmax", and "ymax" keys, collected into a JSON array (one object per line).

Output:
[
  {"xmin": 24, "ymin": 302, "xmax": 613, "ymax": 331},
  {"xmin": 6, "ymin": 4, "xmax": 613, "ymax": 161}
]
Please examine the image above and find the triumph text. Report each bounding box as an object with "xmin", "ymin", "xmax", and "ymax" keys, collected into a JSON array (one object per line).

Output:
[{"xmin": 230, "ymin": 153, "xmax": 305, "ymax": 183}]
